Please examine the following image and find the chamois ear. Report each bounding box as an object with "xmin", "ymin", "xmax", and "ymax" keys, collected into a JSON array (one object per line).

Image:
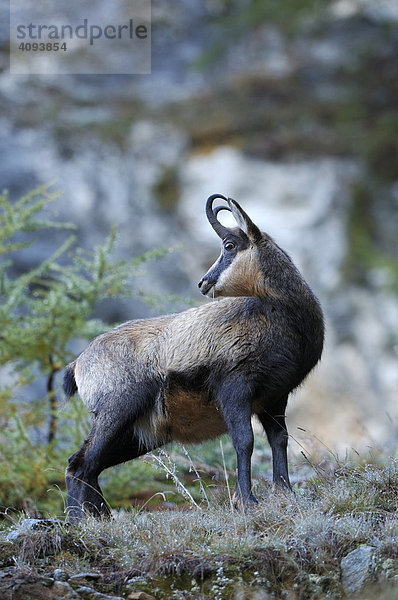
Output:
[{"xmin": 227, "ymin": 198, "xmax": 262, "ymax": 243}]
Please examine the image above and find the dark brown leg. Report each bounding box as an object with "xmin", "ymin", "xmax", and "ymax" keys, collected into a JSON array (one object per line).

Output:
[
  {"xmin": 65, "ymin": 418, "xmax": 153, "ymax": 522},
  {"xmin": 257, "ymin": 401, "xmax": 292, "ymax": 490}
]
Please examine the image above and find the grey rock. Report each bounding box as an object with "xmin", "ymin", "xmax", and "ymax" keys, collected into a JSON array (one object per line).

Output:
[
  {"xmin": 53, "ymin": 569, "xmax": 69, "ymax": 581},
  {"xmin": 76, "ymin": 586, "xmax": 97, "ymax": 595},
  {"xmin": 52, "ymin": 581, "xmax": 80, "ymax": 599},
  {"xmin": 127, "ymin": 592, "xmax": 157, "ymax": 600},
  {"xmin": 70, "ymin": 572, "xmax": 102, "ymax": 581},
  {"xmin": 0, "ymin": 569, "xmax": 79, "ymax": 600},
  {"xmin": 76, "ymin": 588, "xmax": 124, "ymax": 600},
  {"xmin": 341, "ymin": 545, "xmax": 375, "ymax": 594},
  {"xmin": 91, "ymin": 595, "xmax": 125, "ymax": 600}
]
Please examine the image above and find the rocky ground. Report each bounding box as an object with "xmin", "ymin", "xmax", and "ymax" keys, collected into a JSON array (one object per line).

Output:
[{"xmin": 1, "ymin": 457, "xmax": 397, "ymax": 599}]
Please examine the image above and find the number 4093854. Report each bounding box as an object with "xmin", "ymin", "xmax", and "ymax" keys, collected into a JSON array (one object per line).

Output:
[{"xmin": 18, "ymin": 42, "xmax": 67, "ymax": 51}]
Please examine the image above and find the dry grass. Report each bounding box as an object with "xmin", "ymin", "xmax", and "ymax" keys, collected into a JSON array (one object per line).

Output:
[{"xmin": 1, "ymin": 454, "xmax": 397, "ymax": 599}]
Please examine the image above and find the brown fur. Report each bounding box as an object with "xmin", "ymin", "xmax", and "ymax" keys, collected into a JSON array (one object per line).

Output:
[
  {"xmin": 164, "ymin": 389, "xmax": 228, "ymax": 443},
  {"xmin": 214, "ymin": 247, "xmax": 275, "ymax": 298}
]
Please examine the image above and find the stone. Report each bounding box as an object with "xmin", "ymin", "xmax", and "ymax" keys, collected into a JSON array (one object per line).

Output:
[
  {"xmin": 75, "ymin": 588, "xmax": 124, "ymax": 600},
  {"xmin": 127, "ymin": 592, "xmax": 157, "ymax": 600},
  {"xmin": 0, "ymin": 570, "xmax": 79, "ymax": 600},
  {"xmin": 89, "ymin": 593, "xmax": 125, "ymax": 600},
  {"xmin": 75, "ymin": 586, "xmax": 97, "ymax": 595},
  {"xmin": 340, "ymin": 545, "xmax": 375, "ymax": 594},
  {"xmin": 53, "ymin": 569, "xmax": 69, "ymax": 581},
  {"xmin": 52, "ymin": 581, "xmax": 80, "ymax": 599},
  {"xmin": 69, "ymin": 572, "xmax": 102, "ymax": 581}
]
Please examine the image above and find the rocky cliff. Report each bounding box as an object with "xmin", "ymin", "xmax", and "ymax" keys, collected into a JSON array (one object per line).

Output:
[{"xmin": 1, "ymin": 0, "xmax": 397, "ymax": 451}]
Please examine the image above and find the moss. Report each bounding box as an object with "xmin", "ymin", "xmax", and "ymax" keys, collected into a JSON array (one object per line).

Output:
[
  {"xmin": 343, "ymin": 183, "xmax": 377, "ymax": 285},
  {"xmin": 362, "ymin": 111, "xmax": 398, "ymax": 182},
  {"xmin": 152, "ymin": 166, "xmax": 181, "ymax": 212},
  {"xmin": 195, "ymin": 0, "xmax": 330, "ymax": 69},
  {"xmin": 0, "ymin": 540, "xmax": 15, "ymax": 567},
  {"xmin": 343, "ymin": 182, "xmax": 398, "ymax": 289}
]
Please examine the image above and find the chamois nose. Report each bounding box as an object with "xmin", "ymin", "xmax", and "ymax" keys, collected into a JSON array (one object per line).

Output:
[{"xmin": 198, "ymin": 276, "xmax": 214, "ymax": 296}]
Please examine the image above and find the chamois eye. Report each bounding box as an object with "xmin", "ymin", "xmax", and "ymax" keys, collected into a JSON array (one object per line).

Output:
[{"xmin": 224, "ymin": 241, "xmax": 235, "ymax": 252}]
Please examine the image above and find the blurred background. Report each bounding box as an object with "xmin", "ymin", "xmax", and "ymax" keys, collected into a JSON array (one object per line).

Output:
[{"xmin": 1, "ymin": 0, "xmax": 397, "ymax": 493}]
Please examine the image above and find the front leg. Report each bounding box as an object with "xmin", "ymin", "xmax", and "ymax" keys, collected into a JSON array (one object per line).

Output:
[
  {"xmin": 218, "ymin": 379, "xmax": 258, "ymax": 508},
  {"xmin": 257, "ymin": 401, "xmax": 292, "ymax": 491}
]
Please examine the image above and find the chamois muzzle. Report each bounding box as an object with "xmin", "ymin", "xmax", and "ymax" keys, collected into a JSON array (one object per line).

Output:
[{"xmin": 197, "ymin": 275, "xmax": 214, "ymax": 296}]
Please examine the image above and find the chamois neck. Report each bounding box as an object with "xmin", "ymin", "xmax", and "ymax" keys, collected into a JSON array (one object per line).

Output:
[{"xmin": 259, "ymin": 243, "xmax": 319, "ymax": 308}]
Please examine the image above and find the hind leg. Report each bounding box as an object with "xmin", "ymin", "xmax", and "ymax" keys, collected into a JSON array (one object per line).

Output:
[{"xmin": 65, "ymin": 416, "xmax": 152, "ymax": 522}]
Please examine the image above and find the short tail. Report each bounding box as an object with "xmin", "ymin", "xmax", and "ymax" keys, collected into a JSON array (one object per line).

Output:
[{"xmin": 63, "ymin": 362, "xmax": 78, "ymax": 399}]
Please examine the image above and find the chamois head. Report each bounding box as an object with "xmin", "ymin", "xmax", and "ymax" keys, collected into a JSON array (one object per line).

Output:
[{"xmin": 198, "ymin": 194, "xmax": 272, "ymax": 298}]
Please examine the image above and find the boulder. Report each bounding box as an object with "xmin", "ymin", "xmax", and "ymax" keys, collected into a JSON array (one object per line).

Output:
[{"xmin": 340, "ymin": 545, "xmax": 375, "ymax": 594}]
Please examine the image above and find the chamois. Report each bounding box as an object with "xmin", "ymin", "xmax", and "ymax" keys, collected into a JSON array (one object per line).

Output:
[{"xmin": 63, "ymin": 194, "xmax": 324, "ymax": 520}]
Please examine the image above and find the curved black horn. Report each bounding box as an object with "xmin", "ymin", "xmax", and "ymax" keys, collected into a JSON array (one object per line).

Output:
[
  {"xmin": 205, "ymin": 193, "xmax": 231, "ymax": 239},
  {"xmin": 214, "ymin": 205, "xmax": 232, "ymax": 218}
]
